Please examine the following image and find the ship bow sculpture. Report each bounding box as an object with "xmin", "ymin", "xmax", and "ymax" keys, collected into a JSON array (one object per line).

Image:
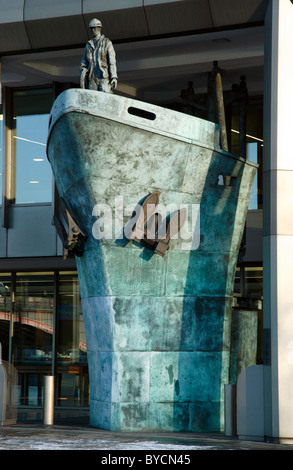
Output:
[{"xmin": 47, "ymin": 88, "xmax": 257, "ymax": 432}]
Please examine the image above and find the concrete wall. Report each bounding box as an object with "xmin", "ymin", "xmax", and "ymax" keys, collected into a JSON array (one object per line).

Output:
[{"xmin": 263, "ymin": 0, "xmax": 293, "ymax": 440}]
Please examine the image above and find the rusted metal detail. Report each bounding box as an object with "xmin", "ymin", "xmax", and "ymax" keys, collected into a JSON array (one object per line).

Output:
[
  {"xmin": 238, "ymin": 76, "xmax": 248, "ymax": 159},
  {"xmin": 53, "ymin": 198, "xmax": 87, "ymax": 259},
  {"xmin": 214, "ymin": 63, "xmax": 232, "ymax": 186},
  {"xmin": 125, "ymin": 193, "xmax": 187, "ymax": 256},
  {"xmin": 125, "ymin": 191, "xmax": 160, "ymax": 243},
  {"xmin": 154, "ymin": 208, "xmax": 188, "ymax": 257},
  {"xmin": 174, "ymin": 62, "xmax": 248, "ymax": 164},
  {"xmin": 215, "ymin": 70, "xmax": 228, "ymax": 153}
]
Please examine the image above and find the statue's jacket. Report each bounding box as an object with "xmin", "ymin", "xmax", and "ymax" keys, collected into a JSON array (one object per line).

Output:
[{"xmin": 80, "ymin": 35, "xmax": 117, "ymax": 82}]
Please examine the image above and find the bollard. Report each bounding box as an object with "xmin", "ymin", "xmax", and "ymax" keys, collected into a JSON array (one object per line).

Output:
[{"xmin": 43, "ymin": 375, "xmax": 54, "ymax": 425}]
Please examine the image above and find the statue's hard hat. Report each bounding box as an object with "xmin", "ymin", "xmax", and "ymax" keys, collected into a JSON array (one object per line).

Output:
[{"xmin": 89, "ymin": 18, "xmax": 102, "ymax": 28}]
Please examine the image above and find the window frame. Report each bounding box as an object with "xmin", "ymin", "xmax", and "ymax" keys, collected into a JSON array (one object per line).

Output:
[{"xmin": 1, "ymin": 85, "xmax": 54, "ymax": 228}]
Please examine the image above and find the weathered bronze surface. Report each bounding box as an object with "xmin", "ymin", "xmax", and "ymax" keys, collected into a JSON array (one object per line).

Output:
[
  {"xmin": 80, "ymin": 18, "xmax": 118, "ymax": 93},
  {"xmin": 47, "ymin": 88, "xmax": 257, "ymax": 432}
]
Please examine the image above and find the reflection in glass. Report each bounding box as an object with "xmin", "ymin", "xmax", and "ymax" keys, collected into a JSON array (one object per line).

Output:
[
  {"xmin": 2, "ymin": 269, "xmax": 89, "ymax": 412},
  {"xmin": 245, "ymin": 267, "xmax": 263, "ymax": 298},
  {"xmin": 0, "ymin": 274, "xmax": 11, "ymax": 362},
  {"xmin": 233, "ymin": 267, "xmax": 241, "ymax": 295},
  {"xmin": 57, "ymin": 272, "xmax": 89, "ymax": 407},
  {"xmin": 247, "ymin": 142, "xmax": 258, "ymax": 210},
  {"xmin": 14, "ymin": 273, "xmax": 54, "ymax": 405},
  {"xmin": 230, "ymin": 100, "xmax": 263, "ymax": 210},
  {"xmin": 234, "ymin": 266, "xmax": 263, "ymax": 298},
  {"xmin": 0, "ymin": 105, "xmax": 3, "ymax": 200},
  {"xmin": 13, "ymin": 89, "xmax": 53, "ymax": 204}
]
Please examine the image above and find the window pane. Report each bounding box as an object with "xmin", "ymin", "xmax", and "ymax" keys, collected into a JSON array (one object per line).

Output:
[
  {"xmin": 230, "ymin": 100, "xmax": 263, "ymax": 210},
  {"xmin": 247, "ymin": 142, "xmax": 258, "ymax": 210},
  {"xmin": 0, "ymin": 104, "xmax": 3, "ymax": 201},
  {"xmin": 57, "ymin": 272, "xmax": 89, "ymax": 407},
  {"xmin": 233, "ymin": 267, "xmax": 241, "ymax": 295},
  {"xmin": 245, "ymin": 267, "xmax": 263, "ymax": 297},
  {"xmin": 0, "ymin": 274, "xmax": 11, "ymax": 362},
  {"xmin": 14, "ymin": 273, "xmax": 54, "ymax": 405},
  {"xmin": 13, "ymin": 89, "xmax": 53, "ymax": 204}
]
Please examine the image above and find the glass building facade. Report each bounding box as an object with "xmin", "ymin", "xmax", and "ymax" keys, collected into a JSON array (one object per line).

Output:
[
  {"xmin": 0, "ymin": 271, "xmax": 89, "ymax": 420},
  {"xmin": 0, "ymin": 103, "xmax": 3, "ymax": 198},
  {"xmin": 0, "ymin": 83, "xmax": 90, "ymax": 422},
  {"xmin": 5, "ymin": 88, "xmax": 54, "ymax": 205},
  {"xmin": 13, "ymin": 89, "xmax": 53, "ymax": 204}
]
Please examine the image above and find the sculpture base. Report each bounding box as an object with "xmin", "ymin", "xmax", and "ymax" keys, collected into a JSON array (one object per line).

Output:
[{"xmin": 81, "ymin": 293, "xmax": 232, "ymax": 432}]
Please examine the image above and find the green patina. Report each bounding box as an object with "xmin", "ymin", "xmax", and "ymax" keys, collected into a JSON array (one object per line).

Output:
[{"xmin": 47, "ymin": 89, "xmax": 257, "ymax": 432}]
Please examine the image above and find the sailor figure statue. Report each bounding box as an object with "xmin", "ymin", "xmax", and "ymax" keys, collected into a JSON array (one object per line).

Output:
[{"xmin": 80, "ymin": 18, "xmax": 118, "ymax": 93}]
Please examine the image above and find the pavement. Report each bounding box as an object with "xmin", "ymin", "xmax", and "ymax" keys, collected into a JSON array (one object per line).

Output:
[{"xmin": 0, "ymin": 423, "xmax": 293, "ymax": 455}]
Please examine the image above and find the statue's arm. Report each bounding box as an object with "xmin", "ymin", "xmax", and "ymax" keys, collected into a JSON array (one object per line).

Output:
[
  {"xmin": 107, "ymin": 42, "xmax": 118, "ymax": 89},
  {"xmin": 80, "ymin": 49, "xmax": 89, "ymax": 88}
]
